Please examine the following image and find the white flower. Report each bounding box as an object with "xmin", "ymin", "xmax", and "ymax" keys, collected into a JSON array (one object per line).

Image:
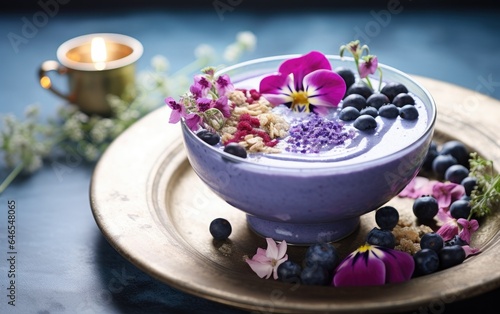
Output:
[
  {"xmin": 151, "ymin": 55, "xmax": 169, "ymax": 72},
  {"xmin": 236, "ymin": 31, "xmax": 257, "ymax": 51},
  {"xmin": 245, "ymin": 238, "xmax": 288, "ymax": 280},
  {"xmin": 223, "ymin": 43, "xmax": 241, "ymax": 63},
  {"xmin": 194, "ymin": 44, "xmax": 216, "ymax": 63}
]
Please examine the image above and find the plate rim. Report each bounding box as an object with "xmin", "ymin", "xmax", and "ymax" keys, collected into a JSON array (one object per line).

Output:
[{"xmin": 90, "ymin": 76, "xmax": 500, "ymax": 313}]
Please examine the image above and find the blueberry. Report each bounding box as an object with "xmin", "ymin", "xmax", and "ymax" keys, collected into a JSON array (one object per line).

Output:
[
  {"xmin": 345, "ymin": 81, "xmax": 373, "ymax": 100},
  {"xmin": 392, "ymin": 93, "xmax": 415, "ymax": 107},
  {"xmin": 353, "ymin": 115, "xmax": 377, "ymax": 131},
  {"xmin": 438, "ymin": 245, "xmax": 466, "ymax": 270},
  {"xmin": 366, "ymin": 93, "xmax": 390, "ymax": 109},
  {"xmin": 413, "ymin": 195, "xmax": 439, "ymax": 221},
  {"xmin": 300, "ymin": 264, "xmax": 331, "ymax": 286},
  {"xmin": 342, "ymin": 94, "xmax": 366, "ymax": 111},
  {"xmin": 432, "ymin": 154, "xmax": 458, "ymax": 180},
  {"xmin": 445, "ymin": 234, "xmax": 469, "ymax": 246},
  {"xmin": 444, "ymin": 164, "xmax": 469, "ymax": 184},
  {"xmin": 375, "ymin": 206, "xmax": 399, "ymax": 230},
  {"xmin": 366, "ymin": 227, "xmax": 395, "ymax": 249},
  {"xmin": 420, "ymin": 232, "xmax": 444, "ymax": 252},
  {"xmin": 449, "ymin": 199, "xmax": 471, "ymax": 219},
  {"xmin": 380, "ymin": 82, "xmax": 408, "ymax": 102},
  {"xmin": 303, "ymin": 242, "xmax": 340, "ymax": 274},
  {"xmin": 461, "ymin": 176, "xmax": 478, "ymax": 196},
  {"xmin": 209, "ymin": 218, "xmax": 232, "ymax": 240},
  {"xmin": 440, "ymin": 140, "xmax": 469, "ymax": 168},
  {"xmin": 197, "ymin": 130, "xmax": 220, "ymax": 145},
  {"xmin": 334, "ymin": 67, "xmax": 356, "ymax": 90},
  {"xmin": 378, "ymin": 104, "xmax": 399, "ymax": 119},
  {"xmin": 359, "ymin": 106, "xmax": 378, "ymax": 118},
  {"xmin": 223, "ymin": 143, "xmax": 247, "ymax": 158},
  {"xmin": 277, "ymin": 260, "xmax": 302, "ymax": 284},
  {"xmin": 399, "ymin": 104, "xmax": 419, "ymax": 120},
  {"xmin": 339, "ymin": 106, "xmax": 360, "ymax": 121},
  {"xmin": 413, "ymin": 248, "xmax": 440, "ymax": 276},
  {"xmin": 422, "ymin": 141, "xmax": 439, "ymax": 172}
]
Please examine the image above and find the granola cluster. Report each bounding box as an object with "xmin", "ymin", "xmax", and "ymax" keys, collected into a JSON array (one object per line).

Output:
[
  {"xmin": 221, "ymin": 90, "xmax": 290, "ymax": 154},
  {"xmin": 392, "ymin": 215, "xmax": 434, "ymax": 255}
]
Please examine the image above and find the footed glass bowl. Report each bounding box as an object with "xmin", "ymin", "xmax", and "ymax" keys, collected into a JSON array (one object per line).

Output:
[{"xmin": 181, "ymin": 55, "xmax": 437, "ymax": 245}]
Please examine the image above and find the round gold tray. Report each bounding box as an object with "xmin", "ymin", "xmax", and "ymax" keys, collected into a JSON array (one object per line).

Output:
[{"xmin": 90, "ymin": 76, "xmax": 500, "ymax": 313}]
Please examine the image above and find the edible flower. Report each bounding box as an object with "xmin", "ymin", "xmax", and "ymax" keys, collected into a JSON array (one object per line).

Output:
[
  {"xmin": 165, "ymin": 67, "xmax": 233, "ymax": 132},
  {"xmin": 457, "ymin": 218, "xmax": 479, "ymax": 244},
  {"xmin": 332, "ymin": 244, "xmax": 414, "ymax": 287},
  {"xmin": 398, "ymin": 176, "xmax": 435, "ymax": 198},
  {"xmin": 259, "ymin": 51, "xmax": 346, "ymax": 115},
  {"xmin": 339, "ymin": 40, "xmax": 383, "ymax": 90},
  {"xmin": 245, "ymin": 238, "xmax": 288, "ymax": 280},
  {"xmin": 432, "ymin": 181, "xmax": 465, "ymax": 210}
]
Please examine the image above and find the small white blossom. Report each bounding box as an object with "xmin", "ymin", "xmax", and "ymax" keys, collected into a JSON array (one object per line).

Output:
[
  {"xmin": 151, "ymin": 55, "xmax": 169, "ymax": 72},
  {"xmin": 194, "ymin": 44, "xmax": 216, "ymax": 64},
  {"xmin": 236, "ymin": 31, "xmax": 257, "ymax": 51}
]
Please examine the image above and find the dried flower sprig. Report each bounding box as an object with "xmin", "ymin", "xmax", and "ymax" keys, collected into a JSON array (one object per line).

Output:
[{"xmin": 468, "ymin": 152, "xmax": 500, "ymax": 219}]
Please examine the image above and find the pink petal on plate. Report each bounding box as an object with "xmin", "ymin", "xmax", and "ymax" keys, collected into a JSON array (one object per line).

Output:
[{"xmin": 245, "ymin": 259, "xmax": 273, "ymax": 279}]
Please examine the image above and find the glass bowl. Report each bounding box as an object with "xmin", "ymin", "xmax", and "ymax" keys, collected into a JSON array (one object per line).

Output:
[{"xmin": 180, "ymin": 55, "xmax": 437, "ymax": 245}]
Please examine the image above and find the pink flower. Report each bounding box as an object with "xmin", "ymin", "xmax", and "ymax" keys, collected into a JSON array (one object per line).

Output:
[
  {"xmin": 457, "ymin": 218, "xmax": 479, "ymax": 244},
  {"xmin": 398, "ymin": 176, "xmax": 436, "ymax": 199},
  {"xmin": 246, "ymin": 238, "xmax": 288, "ymax": 280},
  {"xmin": 191, "ymin": 74, "xmax": 212, "ymax": 98},
  {"xmin": 332, "ymin": 244, "xmax": 414, "ymax": 287},
  {"xmin": 432, "ymin": 181, "xmax": 465, "ymax": 210},
  {"xmin": 184, "ymin": 113, "xmax": 201, "ymax": 131},
  {"xmin": 215, "ymin": 74, "xmax": 234, "ymax": 97},
  {"xmin": 259, "ymin": 51, "xmax": 346, "ymax": 115},
  {"xmin": 358, "ymin": 55, "xmax": 378, "ymax": 79},
  {"xmin": 165, "ymin": 97, "xmax": 186, "ymax": 124}
]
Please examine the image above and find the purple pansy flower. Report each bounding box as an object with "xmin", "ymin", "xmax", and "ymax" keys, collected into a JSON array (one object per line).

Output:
[
  {"xmin": 259, "ymin": 51, "xmax": 346, "ymax": 115},
  {"xmin": 192, "ymin": 74, "xmax": 212, "ymax": 97},
  {"xmin": 332, "ymin": 244, "xmax": 414, "ymax": 287}
]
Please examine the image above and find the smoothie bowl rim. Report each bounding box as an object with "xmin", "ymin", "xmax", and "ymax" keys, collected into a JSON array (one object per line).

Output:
[{"xmin": 180, "ymin": 54, "xmax": 437, "ymax": 171}]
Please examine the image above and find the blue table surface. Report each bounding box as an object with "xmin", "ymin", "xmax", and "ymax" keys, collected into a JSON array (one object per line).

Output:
[{"xmin": 1, "ymin": 3, "xmax": 500, "ymax": 314}]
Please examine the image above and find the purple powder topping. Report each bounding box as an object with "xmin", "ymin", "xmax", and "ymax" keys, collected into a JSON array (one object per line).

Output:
[{"xmin": 285, "ymin": 114, "xmax": 355, "ymax": 154}]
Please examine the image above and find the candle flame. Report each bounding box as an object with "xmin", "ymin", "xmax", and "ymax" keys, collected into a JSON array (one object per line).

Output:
[{"xmin": 91, "ymin": 37, "xmax": 107, "ymax": 70}]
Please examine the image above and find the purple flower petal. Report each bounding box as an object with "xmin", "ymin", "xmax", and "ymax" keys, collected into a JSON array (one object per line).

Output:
[
  {"xmin": 213, "ymin": 96, "xmax": 231, "ymax": 118},
  {"xmin": 302, "ymin": 69, "xmax": 346, "ymax": 108},
  {"xmin": 184, "ymin": 113, "xmax": 201, "ymax": 131},
  {"xmin": 359, "ymin": 55, "xmax": 378, "ymax": 79},
  {"xmin": 278, "ymin": 51, "xmax": 332, "ymax": 90},
  {"xmin": 333, "ymin": 246, "xmax": 386, "ymax": 287},
  {"xmin": 259, "ymin": 73, "xmax": 294, "ymax": 106},
  {"xmin": 374, "ymin": 247, "xmax": 415, "ymax": 283}
]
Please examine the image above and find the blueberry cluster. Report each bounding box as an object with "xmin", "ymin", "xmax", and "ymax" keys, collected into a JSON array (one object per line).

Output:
[
  {"xmin": 371, "ymin": 204, "xmax": 469, "ymax": 278},
  {"xmin": 418, "ymin": 140, "xmax": 476, "ymax": 221},
  {"xmin": 335, "ymin": 68, "xmax": 419, "ymax": 131},
  {"xmin": 366, "ymin": 206, "xmax": 399, "ymax": 249},
  {"xmin": 277, "ymin": 242, "xmax": 340, "ymax": 286},
  {"xmin": 413, "ymin": 233, "xmax": 467, "ymax": 277}
]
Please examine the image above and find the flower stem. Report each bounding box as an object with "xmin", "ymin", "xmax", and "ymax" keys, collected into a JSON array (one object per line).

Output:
[{"xmin": 0, "ymin": 162, "xmax": 24, "ymax": 194}]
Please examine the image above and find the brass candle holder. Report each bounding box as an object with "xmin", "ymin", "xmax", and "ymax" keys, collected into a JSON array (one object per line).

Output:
[{"xmin": 39, "ymin": 33, "xmax": 143, "ymax": 116}]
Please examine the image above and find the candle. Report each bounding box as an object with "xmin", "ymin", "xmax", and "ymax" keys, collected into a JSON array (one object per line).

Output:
[{"xmin": 39, "ymin": 33, "xmax": 143, "ymax": 116}]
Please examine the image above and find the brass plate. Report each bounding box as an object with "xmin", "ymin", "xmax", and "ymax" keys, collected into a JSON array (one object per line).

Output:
[{"xmin": 90, "ymin": 76, "xmax": 500, "ymax": 313}]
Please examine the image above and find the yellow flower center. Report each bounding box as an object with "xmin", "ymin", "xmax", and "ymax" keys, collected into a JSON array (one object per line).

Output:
[
  {"xmin": 357, "ymin": 244, "xmax": 372, "ymax": 253},
  {"xmin": 291, "ymin": 91, "xmax": 310, "ymax": 112}
]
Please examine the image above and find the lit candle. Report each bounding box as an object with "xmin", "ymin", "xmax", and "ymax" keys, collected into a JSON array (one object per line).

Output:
[
  {"xmin": 91, "ymin": 37, "xmax": 107, "ymax": 70},
  {"xmin": 38, "ymin": 33, "xmax": 143, "ymax": 116}
]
